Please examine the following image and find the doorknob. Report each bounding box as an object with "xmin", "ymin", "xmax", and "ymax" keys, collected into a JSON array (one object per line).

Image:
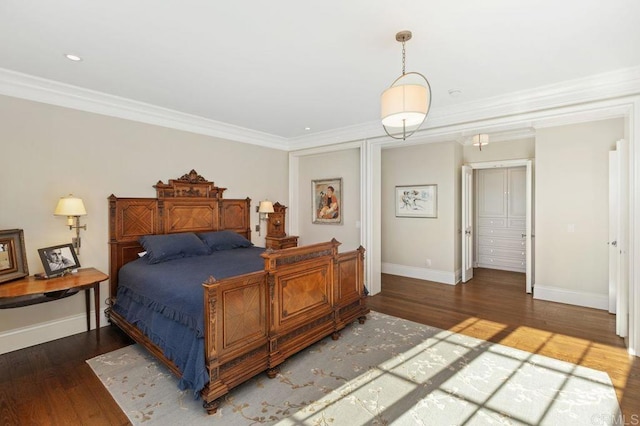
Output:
[
  {"xmin": 610, "ymin": 240, "xmax": 617, "ymax": 247},
  {"xmin": 465, "ymin": 230, "xmax": 472, "ymax": 235}
]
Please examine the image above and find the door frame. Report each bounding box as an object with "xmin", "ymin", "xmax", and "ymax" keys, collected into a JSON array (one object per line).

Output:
[{"xmin": 462, "ymin": 159, "xmax": 534, "ymax": 292}]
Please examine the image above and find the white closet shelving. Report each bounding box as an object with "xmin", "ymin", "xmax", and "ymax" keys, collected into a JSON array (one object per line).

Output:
[{"xmin": 476, "ymin": 167, "xmax": 527, "ymax": 272}]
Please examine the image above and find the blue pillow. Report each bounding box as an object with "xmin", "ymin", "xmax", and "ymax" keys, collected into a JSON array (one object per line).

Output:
[
  {"xmin": 197, "ymin": 230, "xmax": 253, "ymax": 251},
  {"xmin": 139, "ymin": 232, "xmax": 210, "ymax": 264}
]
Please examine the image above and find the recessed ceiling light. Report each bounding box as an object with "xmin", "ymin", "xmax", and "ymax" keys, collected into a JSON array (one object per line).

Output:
[
  {"xmin": 448, "ymin": 89, "xmax": 462, "ymax": 97},
  {"xmin": 304, "ymin": 127, "xmax": 311, "ymax": 131},
  {"xmin": 64, "ymin": 54, "xmax": 82, "ymax": 62}
]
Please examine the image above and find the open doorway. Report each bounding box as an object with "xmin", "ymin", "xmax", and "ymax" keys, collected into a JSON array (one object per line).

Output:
[{"xmin": 462, "ymin": 159, "xmax": 534, "ymax": 293}]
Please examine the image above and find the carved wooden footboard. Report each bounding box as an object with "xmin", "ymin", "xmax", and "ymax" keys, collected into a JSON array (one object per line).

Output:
[
  {"xmin": 200, "ymin": 240, "xmax": 368, "ymax": 413},
  {"xmin": 201, "ymin": 271, "xmax": 270, "ymax": 412}
]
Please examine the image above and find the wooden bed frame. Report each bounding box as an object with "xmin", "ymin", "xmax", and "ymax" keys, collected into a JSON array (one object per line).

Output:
[{"xmin": 106, "ymin": 170, "xmax": 369, "ymax": 414}]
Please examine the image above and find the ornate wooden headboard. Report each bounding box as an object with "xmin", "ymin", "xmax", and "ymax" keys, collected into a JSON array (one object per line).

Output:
[{"xmin": 108, "ymin": 170, "xmax": 251, "ymax": 298}]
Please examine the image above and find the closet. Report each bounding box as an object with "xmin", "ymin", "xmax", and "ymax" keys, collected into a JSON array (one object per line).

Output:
[{"xmin": 476, "ymin": 167, "xmax": 526, "ymax": 272}]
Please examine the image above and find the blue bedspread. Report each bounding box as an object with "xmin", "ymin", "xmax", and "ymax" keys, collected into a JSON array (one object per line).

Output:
[{"xmin": 112, "ymin": 246, "xmax": 265, "ymax": 396}]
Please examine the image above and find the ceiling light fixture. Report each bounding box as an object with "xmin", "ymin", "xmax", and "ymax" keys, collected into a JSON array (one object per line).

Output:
[
  {"xmin": 381, "ymin": 30, "xmax": 431, "ymax": 141},
  {"xmin": 64, "ymin": 54, "xmax": 82, "ymax": 62},
  {"xmin": 473, "ymin": 133, "xmax": 489, "ymax": 151}
]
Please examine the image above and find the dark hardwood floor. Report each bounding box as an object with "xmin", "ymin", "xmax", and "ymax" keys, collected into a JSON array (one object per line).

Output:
[
  {"xmin": 1, "ymin": 268, "xmax": 638, "ymax": 424},
  {"xmin": 0, "ymin": 324, "xmax": 134, "ymax": 425}
]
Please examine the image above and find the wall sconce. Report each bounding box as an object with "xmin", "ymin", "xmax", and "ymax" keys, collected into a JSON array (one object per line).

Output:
[
  {"xmin": 54, "ymin": 194, "xmax": 87, "ymax": 254},
  {"xmin": 473, "ymin": 133, "xmax": 489, "ymax": 151},
  {"xmin": 257, "ymin": 200, "xmax": 274, "ymax": 236}
]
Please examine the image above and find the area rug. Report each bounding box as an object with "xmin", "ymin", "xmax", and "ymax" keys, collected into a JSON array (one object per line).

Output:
[{"xmin": 87, "ymin": 311, "xmax": 620, "ymax": 425}]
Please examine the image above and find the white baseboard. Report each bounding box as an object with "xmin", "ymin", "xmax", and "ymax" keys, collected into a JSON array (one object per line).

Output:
[
  {"xmin": 382, "ymin": 262, "xmax": 457, "ymax": 285},
  {"xmin": 533, "ymin": 284, "xmax": 608, "ymax": 310},
  {"xmin": 0, "ymin": 308, "xmax": 109, "ymax": 355}
]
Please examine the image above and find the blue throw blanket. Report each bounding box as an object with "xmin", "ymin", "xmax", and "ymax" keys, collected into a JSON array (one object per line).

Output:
[{"xmin": 113, "ymin": 246, "xmax": 265, "ymax": 396}]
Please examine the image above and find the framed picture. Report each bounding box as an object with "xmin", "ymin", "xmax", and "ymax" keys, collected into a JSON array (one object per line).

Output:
[
  {"xmin": 38, "ymin": 243, "xmax": 80, "ymax": 277},
  {"xmin": 312, "ymin": 178, "xmax": 343, "ymax": 224},
  {"xmin": 0, "ymin": 229, "xmax": 29, "ymax": 284},
  {"xmin": 395, "ymin": 184, "xmax": 438, "ymax": 218}
]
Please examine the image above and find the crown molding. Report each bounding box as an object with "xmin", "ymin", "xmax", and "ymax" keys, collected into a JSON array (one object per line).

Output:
[
  {"xmin": 1, "ymin": 66, "xmax": 639, "ymax": 151},
  {"xmin": 289, "ymin": 65, "xmax": 640, "ymax": 149},
  {"xmin": 427, "ymin": 66, "xmax": 640, "ymax": 128},
  {"xmin": 0, "ymin": 68, "xmax": 289, "ymax": 150}
]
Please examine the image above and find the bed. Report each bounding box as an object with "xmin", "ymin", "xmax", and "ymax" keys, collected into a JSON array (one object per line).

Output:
[{"xmin": 106, "ymin": 170, "xmax": 369, "ymax": 414}]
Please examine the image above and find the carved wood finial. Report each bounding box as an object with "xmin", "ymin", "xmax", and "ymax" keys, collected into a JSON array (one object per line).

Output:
[
  {"xmin": 154, "ymin": 170, "xmax": 227, "ymax": 199},
  {"xmin": 204, "ymin": 276, "xmax": 218, "ymax": 286},
  {"xmin": 178, "ymin": 169, "xmax": 207, "ymax": 183}
]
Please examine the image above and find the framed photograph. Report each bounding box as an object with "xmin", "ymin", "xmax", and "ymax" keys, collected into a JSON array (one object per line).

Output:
[
  {"xmin": 312, "ymin": 178, "xmax": 343, "ymax": 224},
  {"xmin": 395, "ymin": 184, "xmax": 438, "ymax": 218},
  {"xmin": 0, "ymin": 229, "xmax": 29, "ymax": 284},
  {"xmin": 38, "ymin": 243, "xmax": 80, "ymax": 277}
]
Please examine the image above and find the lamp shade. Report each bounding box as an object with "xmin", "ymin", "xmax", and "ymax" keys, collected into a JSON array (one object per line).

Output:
[
  {"xmin": 258, "ymin": 200, "xmax": 274, "ymax": 214},
  {"xmin": 381, "ymin": 83, "xmax": 429, "ymax": 128},
  {"xmin": 54, "ymin": 195, "xmax": 87, "ymax": 216}
]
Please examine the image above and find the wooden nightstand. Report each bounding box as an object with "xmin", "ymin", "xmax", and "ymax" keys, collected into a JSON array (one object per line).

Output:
[
  {"xmin": 265, "ymin": 235, "xmax": 299, "ymax": 250},
  {"xmin": 0, "ymin": 267, "xmax": 108, "ymax": 339}
]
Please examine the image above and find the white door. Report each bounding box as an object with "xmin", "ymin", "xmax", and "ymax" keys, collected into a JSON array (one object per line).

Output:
[
  {"xmin": 526, "ymin": 160, "xmax": 534, "ymax": 293},
  {"xmin": 610, "ymin": 139, "xmax": 629, "ymax": 337},
  {"xmin": 461, "ymin": 165, "xmax": 473, "ymax": 282},
  {"xmin": 609, "ymin": 150, "xmax": 619, "ymax": 313}
]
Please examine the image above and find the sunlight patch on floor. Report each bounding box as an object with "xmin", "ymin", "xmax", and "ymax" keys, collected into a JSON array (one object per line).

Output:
[
  {"xmin": 448, "ymin": 316, "xmax": 508, "ymax": 341},
  {"xmin": 459, "ymin": 322, "xmax": 632, "ymax": 406}
]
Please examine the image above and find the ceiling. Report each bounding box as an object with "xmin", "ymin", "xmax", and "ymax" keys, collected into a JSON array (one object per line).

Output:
[{"xmin": 1, "ymin": 1, "xmax": 640, "ymax": 148}]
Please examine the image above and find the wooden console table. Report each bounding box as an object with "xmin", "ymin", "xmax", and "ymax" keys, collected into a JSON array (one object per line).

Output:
[{"xmin": 0, "ymin": 267, "xmax": 108, "ymax": 339}]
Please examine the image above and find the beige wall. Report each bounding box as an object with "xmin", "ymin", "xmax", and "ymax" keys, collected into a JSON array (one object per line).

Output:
[
  {"xmin": 297, "ymin": 148, "xmax": 361, "ymax": 251},
  {"xmin": 0, "ymin": 95, "xmax": 288, "ymax": 351},
  {"xmin": 381, "ymin": 124, "xmax": 624, "ymax": 308},
  {"xmin": 381, "ymin": 142, "xmax": 458, "ymax": 281},
  {"xmin": 535, "ymin": 118, "xmax": 624, "ymax": 301}
]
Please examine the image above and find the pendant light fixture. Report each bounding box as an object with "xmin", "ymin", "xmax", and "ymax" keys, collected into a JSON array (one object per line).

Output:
[
  {"xmin": 381, "ymin": 30, "xmax": 432, "ymax": 140},
  {"xmin": 473, "ymin": 133, "xmax": 489, "ymax": 151}
]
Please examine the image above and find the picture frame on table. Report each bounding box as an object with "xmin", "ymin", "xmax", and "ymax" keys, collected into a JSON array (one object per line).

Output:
[
  {"xmin": 395, "ymin": 184, "xmax": 438, "ymax": 218},
  {"xmin": 0, "ymin": 229, "xmax": 29, "ymax": 284},
  {"xmin": 38, "ymin": 243, "xmax": 80, "ymax": 278},
  {"xmin": 312, "ymin": 177, "xmax": 343, "ymax": 224}
]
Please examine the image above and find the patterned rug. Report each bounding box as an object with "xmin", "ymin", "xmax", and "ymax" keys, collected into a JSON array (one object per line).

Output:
[{"xmin": 87, "ymin": 311, "xmax": 620, "ymax": 425}]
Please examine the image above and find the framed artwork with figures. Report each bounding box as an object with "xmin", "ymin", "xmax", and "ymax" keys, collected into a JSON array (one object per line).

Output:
[
  {"xmin": 395, "ymin": 184, "xmax": 437, "ymax": 218},
  {"xmin": 312, "ymin": 178, "xmax": 342, "ymax": 224}
]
